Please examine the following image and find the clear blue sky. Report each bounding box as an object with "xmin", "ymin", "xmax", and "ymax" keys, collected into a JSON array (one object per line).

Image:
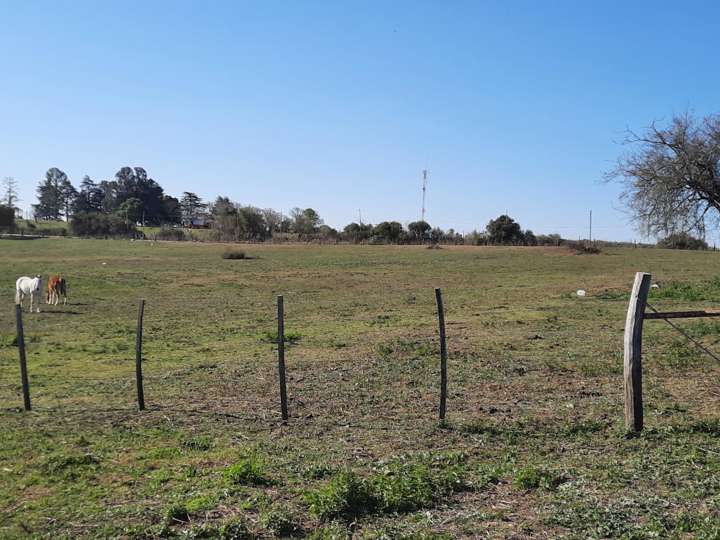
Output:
[{"xmin": 2, "ymin": 1, "xmax": 719, "ymax": 241}]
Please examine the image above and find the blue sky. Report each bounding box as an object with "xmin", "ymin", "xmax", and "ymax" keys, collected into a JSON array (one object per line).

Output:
[{"xmin": 1, "ymin": 1, "xmax": 718, "ymax": 241}]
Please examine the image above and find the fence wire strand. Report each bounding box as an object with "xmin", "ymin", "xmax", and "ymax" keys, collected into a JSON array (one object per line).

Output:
[{"xmin": 646, "ymin": 302, "xmax": 720, "ymax": 363}]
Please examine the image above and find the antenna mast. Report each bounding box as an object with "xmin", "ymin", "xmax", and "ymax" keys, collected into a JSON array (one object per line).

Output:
[{"xmin": 421, "ymin": 169, "xmax": 428, "ymax": 222}]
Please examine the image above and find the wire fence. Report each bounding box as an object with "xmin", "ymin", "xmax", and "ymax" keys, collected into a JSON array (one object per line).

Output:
[{"xmin": 7, "ymin": 277, "xmax": 720, "ymax": 432}]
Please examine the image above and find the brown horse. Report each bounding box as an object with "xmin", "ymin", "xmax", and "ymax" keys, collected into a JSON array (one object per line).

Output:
[{"xmin": 47, "ymin": 276, "xmax": 68, "ymax": 305}]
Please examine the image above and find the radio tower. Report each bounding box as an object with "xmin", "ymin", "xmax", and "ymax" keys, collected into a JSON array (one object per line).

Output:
[{"xmin": 421, "ymin": 169, "xmax": 428, "ymax": 222}]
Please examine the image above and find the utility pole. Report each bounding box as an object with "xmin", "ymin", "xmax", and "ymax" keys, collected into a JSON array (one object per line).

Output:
[
  {"xmin": 421, "ymin": 170, "xmax": 428, "ymax": 222},
  {"xmin": 589, "ymin": 209, "xmax": 592, "ymax": 241}
]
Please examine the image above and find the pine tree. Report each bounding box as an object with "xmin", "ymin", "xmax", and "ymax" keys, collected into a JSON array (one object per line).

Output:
[{"xmin": 33, "ymin": 168, "xmax": 68, "ymax": 220}]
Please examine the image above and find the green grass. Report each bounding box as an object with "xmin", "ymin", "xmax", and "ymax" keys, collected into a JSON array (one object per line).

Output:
[{"xmin": 3, "ymin": 239, "xmax": 720, "ymax": 537}]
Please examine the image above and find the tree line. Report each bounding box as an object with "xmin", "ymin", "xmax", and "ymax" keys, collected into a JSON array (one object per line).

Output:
[{"xmin": 0, "ymin": 166, "xmax": 558, "ymax": 244}]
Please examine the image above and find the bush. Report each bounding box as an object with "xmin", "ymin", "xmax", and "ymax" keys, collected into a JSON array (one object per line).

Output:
[
  {"xmin": 70, "ymin": 212, "xmax": 137, "ymax": 238},
  {"xmin": 0, "ymin": 205, "xmax": 15, "ymax": 232},
  {"xmin": 154, "ymin": 226, "xmax": 187, "ymax": 241},
  {"xmin": 222, "ymin": 249, "xmax": 246, "ymax": 259},
  {"xmin": 658, "ymin": 232, "xmax": 708, "ymax": 250},
  {"xmin": 567, "ymin": 240, "xmax": 601, "ymax": 254}
]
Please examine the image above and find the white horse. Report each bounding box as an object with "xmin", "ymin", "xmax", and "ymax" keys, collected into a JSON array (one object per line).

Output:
[{"xmin": 16, "ymin": 275, "xmax": 43, "ymax": 313}]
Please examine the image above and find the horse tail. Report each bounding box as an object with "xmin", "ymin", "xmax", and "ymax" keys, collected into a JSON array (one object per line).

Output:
[{"xmin": 15, "ymin": 288, "xmax": 21, "ymax": 305}]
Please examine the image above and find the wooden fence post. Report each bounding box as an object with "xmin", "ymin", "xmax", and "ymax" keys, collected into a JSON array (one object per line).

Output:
[
  {"xmin": 277, "ymin": 295, "xmax": 289, "ymax": 421},
  {"xmin": 135, "ymin": 299, "xmax": 146, "ymax": 411},
  {"xmin": 624, "ymin": 272, "xmax": 651, "ymax": 432},
  {"xmin": 15, "ymin": 304, "xmax": 31, "ymax": 411},
  {"xmin": 435, "ymin": 288, "xmax": 448, "ymax": 421}
]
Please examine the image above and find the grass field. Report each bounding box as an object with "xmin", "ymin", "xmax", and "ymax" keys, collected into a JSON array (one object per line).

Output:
[{"xmin": 3, "ymin": 239, "xmax": 720, "ymax": 539}]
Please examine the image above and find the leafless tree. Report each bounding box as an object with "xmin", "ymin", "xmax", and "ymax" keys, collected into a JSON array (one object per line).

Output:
[
  {"xmin": 2, "ymin": 176, "xmax": 20, "ymax": 214},
  {"xmin": 607, "ymin": 113, "xmax": 720, "ymax": 237}
]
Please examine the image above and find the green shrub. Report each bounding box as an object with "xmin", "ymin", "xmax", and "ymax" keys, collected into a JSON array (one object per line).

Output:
[
  {"xmin": 70, "ymin": 212, "xmax": 137, "ymax": 238},
  {"xmin": 224, "ymin": 454, "xmax": 270, "ymax": 486},
  {"xmin": 567, "ymin": 240, "xmax": 601, "ymax": 254},
  {"xmin": 222, "ymin": 249, "xmax": 247, "ymax": 259},
  {"xmin": 305, "ymin": 470, "xmax": 377, "ymax": 521},
  {"xmin": 372, "ymin": 453, "xmax": 468, "ymax": 513},
  {"xmin": 658, "ymin": 232, "xmax": 708, "ymax": 250},
  {"xmin": 155, "ymin": 226, "xmax": 188, "ymax": 241},
  {"xmin": 306, "ymin": 453, "xmax": 469, "ymax": 521},
  {"xmin": 0, "ymin": 204, "xmax": 15, "ymax": 232}
]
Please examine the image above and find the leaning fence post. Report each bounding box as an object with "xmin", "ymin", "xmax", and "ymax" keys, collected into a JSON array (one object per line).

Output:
[
  {"xmin": 624, "ymin": 272, "xmax": 651, "ymax": 432},
  {"xmin": 277, "ymin": 295, "xmax": 289, "ymax": 421},
  {"xmin": 435, "ymin": 288, "xmax": 448, "ymax": 421},
  {"xmin": 135, "ymin": 299, "xmax": 146, "ymax": 411},
  {"xmin": 15, "ymin": 304, "xmax": 31, "ymax": 411}
]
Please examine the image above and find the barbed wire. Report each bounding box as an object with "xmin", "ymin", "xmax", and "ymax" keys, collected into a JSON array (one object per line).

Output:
[{"xmin": 646, "ymin": 303, "xmax": 720, "ymax": 363}]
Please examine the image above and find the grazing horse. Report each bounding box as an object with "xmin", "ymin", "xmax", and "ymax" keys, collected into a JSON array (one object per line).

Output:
[
  {"xmin": 47, "ymin": 276, "xmax": 68, "ymax": 305},
  {"xmin": 15, "ymin": 275, "xmax": 43, "ymax": 313}
]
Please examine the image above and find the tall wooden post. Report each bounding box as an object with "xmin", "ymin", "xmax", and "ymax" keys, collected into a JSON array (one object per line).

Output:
[
  {"xmin": 624, "ymin": 272, "xmax": 651, "ymax": 432},
  {"xmin": 277, "ymin": 295, "xmax": 289, "ymax": 421},
  {"xmin": 15, "ymin": 304, "xmax": 31, "ymax": 411},
  {"xmin": 435, "ymin": 288, "xmax": 448, "ymax": 421},
  {"xmin": 135, "ymin": 299, "xmax": 146, "ymax": 411}
]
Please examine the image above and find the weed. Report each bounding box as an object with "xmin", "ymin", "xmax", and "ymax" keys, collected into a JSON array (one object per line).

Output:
[
  {"xmin": 305, "ymin": 470, "xmax": 376, "ymax": 521},
  {"xmin": 185, "ymin": 494, "xmax": 217, "ymax": 513},
  {"xmin": 219, "ymin": 516, "xmax": 253, "ymax": 539},
  {"xmin": 260, "ymin": 330, "xmax": 302, "ymax": 344},
  {"xmin": 302, "ymin": 463, "xmax": 335, "ymax": 480},
  {"xmin": 660, "ymin": 339, "xmax": 703, "ymax": 369},
  {"xmin": 0, "ymin": 334, "xmax": 18, "ymax": 348},
  {"xmin": 372, "ymin": 453, "xmax": 468, "ymax": 513},
  {"xmin": 513, "ymin": 466, "xmax": 564, "ymax": 490},
  {"xmin": 42, "ymin": 452, "xmax": 99, "ymax": 479},
  {"xmin": 307, "ymin": 522, "xmax": 349, "ymax": 540},
  {"xmin": 474, "ymin": 463, "xmax": 506, "ymax": 488},
  {"xmin": 259, "ymin": 504, "xmax": 301, "ymax": 536},
  {"xmin": 224, "ymin": 454, "xmax": 271, "ymax": 486},
  {"xmin": 182, "ymin": 435, "xmax": 213, "ymax": 451},
  {"xmin": 305, "ymin": 453, "xmax": 469, "ymax": 521},
  {"xmin": 165, "ymin": 503, "xmax": 189, "ymax": 524}
]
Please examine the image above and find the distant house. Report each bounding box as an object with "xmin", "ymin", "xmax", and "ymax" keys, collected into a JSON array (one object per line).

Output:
[{"xmin": 187, "ymin": 217, "xmax": 210, "ymax": 229}]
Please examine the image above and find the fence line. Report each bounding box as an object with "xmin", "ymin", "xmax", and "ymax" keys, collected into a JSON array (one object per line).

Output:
[{"xmin": 15, "ymin": 276, "xmax": 720, "ymax": 433}]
